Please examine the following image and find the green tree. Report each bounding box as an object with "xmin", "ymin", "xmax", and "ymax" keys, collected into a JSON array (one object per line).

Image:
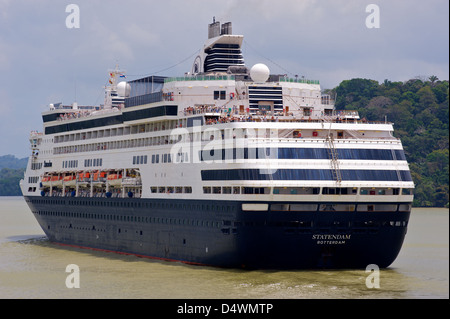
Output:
[
  {"xmin": 333, "ymin": 77, "xmax": 449, "ymax": 207},
  {"xmin": 428, "ymin": 75, "xmax": 439, "ymax": 85},
  {"xmin": 0, "ymin": 168, "xmax": 25, "ymax": 196},
  {"xmin": 335, "ymin": 78, "xmax": 379, "ymax": 110}
]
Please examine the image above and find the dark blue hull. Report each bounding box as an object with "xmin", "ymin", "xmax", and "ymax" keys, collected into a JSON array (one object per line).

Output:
[{"xmin": 24, "ymin": 196, "xmax": 411, "ymax": 269}]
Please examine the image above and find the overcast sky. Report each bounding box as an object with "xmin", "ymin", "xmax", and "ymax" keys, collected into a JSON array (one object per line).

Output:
[{"xmin": 0, "ymin": 0, "xmax": 448, "ymax": 158}]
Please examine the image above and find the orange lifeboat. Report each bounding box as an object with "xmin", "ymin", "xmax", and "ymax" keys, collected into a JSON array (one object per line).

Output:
[
  {"xmin": 41, "ymin": 175, "xmax": 51, "ymax": 187},
  {"xmin": 50, "ymin": 175, "xmax": 63, "ymax": 186},
  {"xmin": 107, "ymin": 173, "xmax": 122, "ymax": 186},
  {"xmin": 63, "ymin": 174, "xmax": 76, "ymax": 187}
]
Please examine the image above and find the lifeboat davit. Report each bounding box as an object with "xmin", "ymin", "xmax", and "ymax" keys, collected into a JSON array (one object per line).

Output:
[
  {"xmin": 92, "ymin": 171, "xmax": 106, "ymax": 187},
  {"xmin": 77, "ymin": 172, "xmax": 89, "ymax": 187}
]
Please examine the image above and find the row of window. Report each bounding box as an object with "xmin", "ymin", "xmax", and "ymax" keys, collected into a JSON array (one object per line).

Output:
[
  {"xmin": 51, "ymin": 118, "xmax": 401, "ymax": 156},
  {"xmin": 202, "ymin": 186, "xmax": 414, "ymax": 196},
  {"xmin": 27, "ymin": 198, "xmax": 411, "ymax": 216},
  {"xmin": 62, "ymin": 160, "xmax": 79, "ymax": 169},
  {"xmin": 68, "ymin": 148, "xmax": 407, "ymax": 167},
  {"xmin": 53, "ymin": 116, "xmax": 183, "ymax": 144},
  {"xmin": 203, "ymin": 186, "xmax": 269, "ymax": 195},
  {"xmin": 85, "ymin": 158, "xmax": 103, "ymax": 167},
  {"xmin": 61, "ymin": 158, "xmax": 102, "ymax": 169},
  {"xmin": 201, "ymin": 169, "xmax": 413, "ymax": 182},
  {"xmin": 133, "ymin": 155, "xmax": 148, "ymax": 165},
  {"xmin": 199, "ymin": 148, "xmax": 407, "ymax": 161},
  {"xmin": 32, "ymin": 207, "xmax": 409, "ymax": 230},
  {"xmin": 54, "ymin": 135, "xmax": 176, "ymax": 155},
  {"xmin": 150, "ymin": 152, "xmax": 189, "ymax": 164},
  {"xmin": 28, "ymin": 176, "xmax": 39, "ymax": 184},
  {"xmin": 213, "ymin": 90, "xmax": 227, "ymax": 100},
  {"xmin": 46, "ymin": 105, "xmax": 177, "ymax": 135},
  {"xmin": 270, "ymin": 203, "xmax": 411, "ymax": 212},
  {"xmin": 34, "ymin": 210, "xmax": 225, "ymax": 229},
  {"xmin": 31, "ymin": 162, "xmax": 43, "ymax": 170},
  {"xmin": 150, "ymin": 186, "xmax": 193, "ymax": 194},
  {"xmin": 133, "ymin": 154, "xmax": 188, "ymax": 165},
  {"xmin": 29, "ymin": 197, "xmax": 236, "ymax": 214}
]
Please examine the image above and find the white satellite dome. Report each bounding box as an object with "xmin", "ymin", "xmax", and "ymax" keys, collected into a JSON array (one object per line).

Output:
[
  {"xmin": 117, "ymin": 81, "xmax": 131, "ymax": 97},
  {"xmin": 250, "ymin": 63, "xmax": 270, "ymax": 83}
]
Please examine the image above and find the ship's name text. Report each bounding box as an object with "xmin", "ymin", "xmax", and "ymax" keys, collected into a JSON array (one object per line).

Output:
[{"xmin": 312, "ymin": 234, "xmax": 351, "ymax": 245}]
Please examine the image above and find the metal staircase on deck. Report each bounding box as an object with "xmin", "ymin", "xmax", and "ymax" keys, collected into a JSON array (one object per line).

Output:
[{"xmin": 326, "ymin": 135, "xmax": 342, "ymax": 184}]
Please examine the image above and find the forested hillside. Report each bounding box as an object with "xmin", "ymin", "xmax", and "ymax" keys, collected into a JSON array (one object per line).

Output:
[
  {"xmin": 330, "ymin": 76, "xmax": 449, "ymax": 207},
  {"xmin": 0, "ymin": 155, "xmax": 27, "ymax": 196},
  {"xmin": 0, "ymin": 155, "xmax": 28, "ymax": 169},
  {"xmin": 0, "ymin": 167, "xmax": 25, "ymax": 196}
]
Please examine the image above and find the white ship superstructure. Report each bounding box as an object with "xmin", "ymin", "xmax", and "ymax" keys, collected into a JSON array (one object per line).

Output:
[{"xmin": 21, "ymin": 20, "xmax": 414, "ymax": 269}]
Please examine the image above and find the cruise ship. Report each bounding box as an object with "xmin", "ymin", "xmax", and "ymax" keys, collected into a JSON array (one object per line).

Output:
[{"xmin": 21, "ymin": 20, "xmax": 414, "ymax": 269}]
